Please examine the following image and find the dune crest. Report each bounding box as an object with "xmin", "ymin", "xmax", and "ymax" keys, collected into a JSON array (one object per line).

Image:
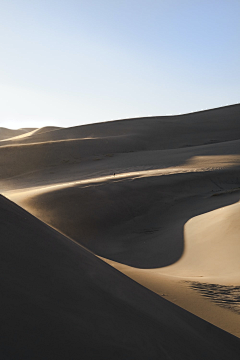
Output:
[
  {"xmin": 0, "ymin": 127, "xmax": 36, "ymax": 141},
  {"xmin": 0, "ymin": 126, "xmax": 62, "ymax": 142}
]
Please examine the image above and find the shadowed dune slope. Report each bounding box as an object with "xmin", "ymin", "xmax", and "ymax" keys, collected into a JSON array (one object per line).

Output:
[
  {"xmin": 0, "ymin": 104, "xmax": 239, "ymax": 182},
  {"xmin": 1, "ymin": 195, "xmax": 240, "ymax": 359},
  {"xmin": 18, "ymin": 165, "xmax": 240, "ymax": 268},
  {"xmin": 1, "ymin": 105, "xmax": 240, "ymax": 269},
  {"xmin": 1, "ymin": 104, "xmax": 240, "ymax": 149}
]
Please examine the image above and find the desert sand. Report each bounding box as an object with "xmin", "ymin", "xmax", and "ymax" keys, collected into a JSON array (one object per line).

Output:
[
  {"xmin": 1, "ymin": 104, "xmax": 240, "ymax": 358},
  {"xmin": 0, "ymin": 127, "xmax": 36, "ymax": 141}
]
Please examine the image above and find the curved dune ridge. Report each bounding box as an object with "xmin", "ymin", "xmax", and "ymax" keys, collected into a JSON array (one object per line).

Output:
[
  {"xmin": 170, "ymin": 201, "xmax": 240, "ymax": 278},
  {"xmin": 7, "ymin": 163, "xmax": 240, "ymax": 267},
  {"xmin": 2, "ymin": 195, "xmax": 240, "ymax": 359},
  {"xmin": 1, "ymin": 104, "xmax": 240, "ymax": 356}
]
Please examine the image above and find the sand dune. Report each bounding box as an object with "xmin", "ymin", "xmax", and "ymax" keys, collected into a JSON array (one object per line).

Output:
[
  {"xmin": 0, "ymin": 104, "xmax": 238, "ymax": 184},
  {"xmin": 164, "ymin": 201, "xmax": 240, "ymax": 279},
  {"xmin": 1, "ymin": 104, "xmax": 240, "ymax": 148},
  {"xmin": 1, "ymin": 104, "xmax": 240, "ymax": 356},
  {"xmin": 0, "ymin": 127, "xmax": 35, "ymax": 141},
  {"xmin": 0, "ymin": 126, "xmax": 62, "ymax": 142},
  {"xmin": 6, "ymin": 141, "xmax": 240, "ymax": 267},
  {"xmin": 2, "ymin": 195, "xmax": 240, "ymax": 359},
  {"xmin": 100, "ymin": 200, "xmax": 240, "ymax": 336}
]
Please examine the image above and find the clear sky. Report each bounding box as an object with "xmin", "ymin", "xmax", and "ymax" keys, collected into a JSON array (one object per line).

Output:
[{"xmin": 1, "ymin": 0, "xmax": 239, "ymax": 129}]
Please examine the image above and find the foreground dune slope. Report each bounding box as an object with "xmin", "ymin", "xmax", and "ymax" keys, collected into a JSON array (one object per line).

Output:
[
  {"xmin": 100, "ymin": 200, "xmax": 240, "ymax": 323},
  {"xmin": 2, "ymin": 196, "xmax": 240, "ymax": 359}
]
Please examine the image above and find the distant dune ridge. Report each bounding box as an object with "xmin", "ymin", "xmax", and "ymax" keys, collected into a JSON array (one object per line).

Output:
[
  {"xmin": 0, "ymin": 126, "xmax": 62, "ymax": 142},
  {"xmin": 0, "ymin": 127, "xmax": 36, "ymax": 140},
  {"xmin": 1, "ymin": 104, "xmax": 240, "ymax": 357}
]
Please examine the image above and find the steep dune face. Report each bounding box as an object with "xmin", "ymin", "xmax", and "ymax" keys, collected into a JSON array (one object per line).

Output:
[{"xmin": 2, "ymin": 195, "xmax": 240, "ymax": 359}]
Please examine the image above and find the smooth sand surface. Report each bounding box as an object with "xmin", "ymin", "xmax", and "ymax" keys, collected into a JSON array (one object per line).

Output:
[
  {"xmin": 0, "ymin": 127, "xmax": 36, "ymax": 141},
  {"xmin": 100, "ymin": 201, "xmax": 240, "ymax": 336},
  {"xmin": 0, "ymin": 126, "xmax": 62, "ymax": 142},
  {"xmin": 2, "ymin": 195, "xmax": 240, "ymax": 359},
  {"xmin": 1, "ymin": 104, "xmax": 240, "ymax": 356}
]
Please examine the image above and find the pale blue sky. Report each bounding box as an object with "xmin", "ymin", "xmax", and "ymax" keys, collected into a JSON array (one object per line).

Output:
[{"xmin": 0, "ymin": 0, "xmax": 239, "ymax": 128}]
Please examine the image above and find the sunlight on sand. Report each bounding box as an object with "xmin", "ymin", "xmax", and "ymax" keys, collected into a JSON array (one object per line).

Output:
[
  {"xmin": 4, "ymin": 154, "xmax": 240, "ymax": 200},
  {"xmin": 2, "ymin": 105, "xmax": 240, "ymax": 353},
  {"xmin": 100, "ymin": 200, "xmax": 240, "ymax": 336}
]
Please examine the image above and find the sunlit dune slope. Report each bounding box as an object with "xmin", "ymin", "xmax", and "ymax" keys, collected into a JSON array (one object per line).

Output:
[
  {"xmin": 1, "ymin": 126, "xmax": 62, "ymax": 142},
  {"xmin": 0, "ymin": 105, "xmax": 239, "ymax": 184},
  {"xmin": 2, "ymin": 195, "xmax": 240, "ymax": 359},
  {"xmin": 11, "ymin": 158, "xmax": 240, "ymax": 268},
  {"xmin": 162, "ymin": 201, "xmax": 240, "ymax": 279},
  {"xmin": 99, "ymin": 200, "xmax": 240, "ymax": 337},
  {"xmin": 0, "ymin": 104, "xmax": 238, "ymax": 183},
  {"xmin": 2, "ymin": 105, "xmax": 240, "ymax": 270},
  {"xmin": 0, "ymin": 127, "xmax": 36, "ymax": 141},
  {"xmin": 1, "ymin": 104, "xmax": 240, "ymax": 348}
]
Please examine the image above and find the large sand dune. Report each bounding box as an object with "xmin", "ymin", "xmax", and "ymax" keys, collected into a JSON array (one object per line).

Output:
[
  {"xmin": 1, "ymin": 104, "xmax": 240, "ymax": 147},
  {"xmin": 1, "ymin": 104, "xmax": 240, "ymax": 355},
  {"xmin": 2, "ymin": 195, "xmax": 240, "ymax": 359}
]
